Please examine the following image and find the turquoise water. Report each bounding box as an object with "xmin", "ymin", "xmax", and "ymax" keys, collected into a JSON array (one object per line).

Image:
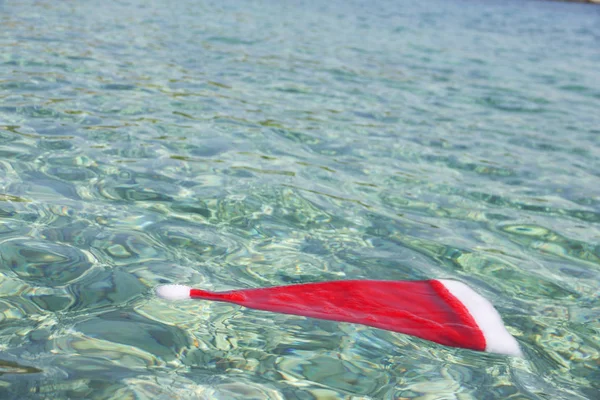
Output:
[{"xmin": 1, "ymin": 0, "xmax": 599, "ymax": 398}]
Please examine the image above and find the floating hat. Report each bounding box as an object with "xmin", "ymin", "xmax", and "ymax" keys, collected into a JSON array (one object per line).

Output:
[{"xmin": 156, "ymin": 279, "xmax": 522, "ymax": 356}]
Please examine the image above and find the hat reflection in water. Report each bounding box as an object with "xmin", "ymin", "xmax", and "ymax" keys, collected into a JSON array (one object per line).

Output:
[{"xmin": 156, "ymin": 279, "xmax": 522, "ymax": 357}]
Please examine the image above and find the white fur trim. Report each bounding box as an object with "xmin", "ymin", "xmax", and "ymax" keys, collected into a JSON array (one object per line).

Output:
[
  {"xmin": 438, "ymin": 280, "xmax": 523, "ymax": 357},
  {"xmin": 156, "ymin": 285, "xmax": 191, "ymax": 300}
]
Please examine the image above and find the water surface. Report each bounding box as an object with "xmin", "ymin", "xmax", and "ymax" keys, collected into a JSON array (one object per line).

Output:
[{"xmin": 1, "ymin": 0, "xmax": 599, "ymax": 398}]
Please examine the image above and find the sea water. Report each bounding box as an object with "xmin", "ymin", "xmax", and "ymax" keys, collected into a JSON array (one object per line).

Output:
[{"xmin": 0, "ymin": 0, "xmax": 599, "ymax": 398}]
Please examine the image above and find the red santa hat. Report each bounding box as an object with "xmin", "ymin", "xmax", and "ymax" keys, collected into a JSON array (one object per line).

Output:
[{"xmin": 157, "ymin": 279, "xmax": 522, "ymax": 356}]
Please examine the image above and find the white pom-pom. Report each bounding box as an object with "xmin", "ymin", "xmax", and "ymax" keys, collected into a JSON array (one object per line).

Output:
[{"xmin": 156, "ymin": 285, "xmax": 191, "ymax": 300}]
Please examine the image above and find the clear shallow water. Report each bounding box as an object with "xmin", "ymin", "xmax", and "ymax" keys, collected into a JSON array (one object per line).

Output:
[{"xmin": 0, "ymin": 0, "xmax": 599, "ymax": 397}]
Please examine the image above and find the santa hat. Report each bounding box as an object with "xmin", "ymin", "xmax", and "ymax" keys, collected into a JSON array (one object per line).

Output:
[{"xmin": 156, "ymin": 279, "xmax": 522, "ymax": 356}]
